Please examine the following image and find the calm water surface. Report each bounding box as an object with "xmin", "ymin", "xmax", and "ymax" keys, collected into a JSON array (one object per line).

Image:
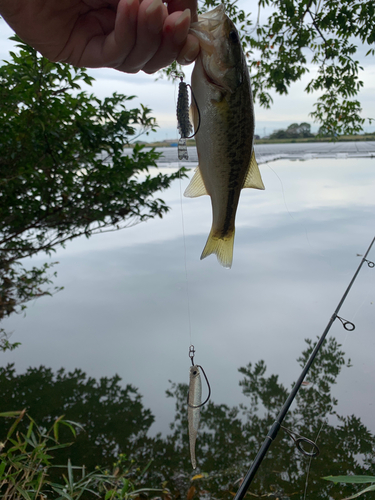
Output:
[{"xmin": 2, "ymin": 146, "xmax": 375, "ymax": 489}]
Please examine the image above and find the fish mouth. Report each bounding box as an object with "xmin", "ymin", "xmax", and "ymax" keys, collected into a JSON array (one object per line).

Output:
[{"xmin": 189, "ymin": 4, "xmax": 226, "ymax": 54}]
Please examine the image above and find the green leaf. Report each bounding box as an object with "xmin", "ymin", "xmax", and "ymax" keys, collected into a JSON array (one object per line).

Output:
[
  {"xmin": 0, "ymin": 460, "xmax": 6, "ymax": 479},
  {"xmin": 0, "ymin": 411, "xmax": 23, "ymax": 418},
  {"xmin": 323, "ymin": 476, "xmax": 375, "ymax": 484},
  {"xmin": 343, "ymin": 484, "xmax": 375, "ymax": 500}
]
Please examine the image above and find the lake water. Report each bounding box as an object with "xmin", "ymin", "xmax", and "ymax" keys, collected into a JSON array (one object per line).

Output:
[{"xmin": 2, "ymin": 143, "xmax": 375, "ymax": 489}]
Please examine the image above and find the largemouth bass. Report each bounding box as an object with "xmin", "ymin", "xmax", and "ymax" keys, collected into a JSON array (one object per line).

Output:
[
  {"xmin": 188, "ymin": 364, "xmax": 202, "ymax": 469},
  {"xmin": 184, "ymin": 5, "xmax": 265, "ymax": 268}
]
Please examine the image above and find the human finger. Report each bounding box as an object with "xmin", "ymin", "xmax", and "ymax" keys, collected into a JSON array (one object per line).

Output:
[
  {"xmin": 74, "ymin": 0, "xmax": 139, "ymax": 68},
  {"xmin": 176, "ymin": 33, "xmax": 200, "ymax": 65},
  {"xmin": 116, "ymin": 0, "xmax": 167, "ymax": 72},
  {"xmin": 142, "ymin": 8, "xmax": 192, "ymax": 74}
]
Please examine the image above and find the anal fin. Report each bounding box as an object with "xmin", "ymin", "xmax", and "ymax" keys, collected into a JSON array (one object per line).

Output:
[
  {"xmin": 243, "ymin": 150, "xmax": 265, "ymax": 190},
  {"xmin": 184, "ymin": 167, "xmax": 208, "ymax": 198}
]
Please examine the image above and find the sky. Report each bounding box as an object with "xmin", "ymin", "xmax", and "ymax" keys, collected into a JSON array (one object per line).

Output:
[{"xmin": 1, "ymin": 3, "xmax": 375, "ymax": 141}]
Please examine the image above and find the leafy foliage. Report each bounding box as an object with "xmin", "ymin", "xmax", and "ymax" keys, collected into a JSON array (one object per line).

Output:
[
  {"xmin": 249, "ymin": 0, "xmax": 373, "ymax": 136},
  {"xmin": 162, "ymin": 0, "xmax": 374, "ymax": 137},
  {"xmin": 0, "ymin": 365, "xmax": 156, "ymax": 480},
  {"xmin": 0, "ymin": 37, "xmax": 185, "ymax": 329},
  {"xmin": 0, "ymin": 410, "xmax": 168, "ymax": 500},
  {"xmin": 323, "ymin": 475, "xmax": 375, "ymax": 500}
]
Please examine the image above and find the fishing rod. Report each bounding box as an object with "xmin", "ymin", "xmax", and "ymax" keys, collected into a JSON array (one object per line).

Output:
[{"xmin": 234, "ymin": 235, "xmax": 375, "ymax": 500}]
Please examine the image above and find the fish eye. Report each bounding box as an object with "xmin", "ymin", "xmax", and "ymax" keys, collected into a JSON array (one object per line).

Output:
[{"xmin": 229, "ymin": 30, "xmax": 239, "ymax": 43}]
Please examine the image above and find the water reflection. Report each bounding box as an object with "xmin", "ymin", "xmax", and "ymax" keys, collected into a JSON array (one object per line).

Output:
[
  {"xmin": 1, "ymin": 336, "xmax": 374, "ymax": 499},
  {"xmin": 1, "ymin": 157, "xmax": 375, "ymax": 443}
]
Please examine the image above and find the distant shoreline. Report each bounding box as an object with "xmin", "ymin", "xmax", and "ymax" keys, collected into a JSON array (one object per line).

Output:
[{"xmin": 138, "ymin": 134, "xmax": 375, "ymax": 148}]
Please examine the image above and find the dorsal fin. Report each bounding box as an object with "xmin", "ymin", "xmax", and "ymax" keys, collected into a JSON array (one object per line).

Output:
[
  {"xmin": 184, "ymin": 167, "xmax": 208, "ymax": 198},
  {"xmin": 243, "ymin": 151, "xmax": 265, "ymax": 190}
]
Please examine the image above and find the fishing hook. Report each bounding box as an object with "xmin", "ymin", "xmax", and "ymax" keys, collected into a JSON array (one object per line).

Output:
[
  {"xmin": 187, "ymin": 84, "xmax": 201, "ymax": 139},
  {"xmin": 187, "ymin": 364, "xmax": 211, "ymax": 409},
  {"xmin": 187, "ymin": 346, "xmax": 211, "ymax": 408},
  {"xmin": 336, "ymin": 315, "xmax": 355, "ymax": 331},
  {"xmin": 280, "ymin": 426, "xmax": 320, "ymax": 458}
]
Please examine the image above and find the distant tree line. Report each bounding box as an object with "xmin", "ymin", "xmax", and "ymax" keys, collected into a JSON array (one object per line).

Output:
[{"xmin": 269, "ymin": 122, "xmax": 314, "ymax": 139}]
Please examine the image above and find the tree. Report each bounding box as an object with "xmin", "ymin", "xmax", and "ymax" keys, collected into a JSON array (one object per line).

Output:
[
  {"xmin": 164, "ymin": 0, "xmax": 373, "ymax": 137},
  {"xmin": 0, "ymin": 37, "xmax": 184, "ymax": 340},
  {"xmin": 269, "ymin": 122, "xmax": 314, "ymax": 139},
  {"xmin": 251, "ymin": 0, "xmax": 374, "ymax": 136}
]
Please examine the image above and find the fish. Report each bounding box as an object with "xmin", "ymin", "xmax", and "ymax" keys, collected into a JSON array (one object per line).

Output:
[
  {"xmin": 188, "ymin": 364, "xmax": 202, "ymax": 469},
  {"xmin": 184, "ymin": 5, "xmax": 265, "ymax": 268}
]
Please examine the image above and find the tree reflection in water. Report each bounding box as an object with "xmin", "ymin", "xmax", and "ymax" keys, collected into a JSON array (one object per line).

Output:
[{"xmin": 1, "ymin": 336, "xmax": 374, "ymax": 499}]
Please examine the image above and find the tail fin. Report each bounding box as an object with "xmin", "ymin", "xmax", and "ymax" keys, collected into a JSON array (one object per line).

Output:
[{"xmin": 200, "ymin": 228, "xmax": 235, "ymax": 269}]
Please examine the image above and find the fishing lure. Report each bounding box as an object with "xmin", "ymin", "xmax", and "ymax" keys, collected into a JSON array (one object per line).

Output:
[
  {"xmin": 176, "ymin": 78, "xmax": 200, "ymax": 161},
  {"xmin": 187, "ymin": 345, "xmax": 211, "ymax": 469},
  {"xmin": 188, "ymin": 363, "xmax": 202, "ymax": 469},
  {"xmin": 177, "ymin": 79, "xmax": 192, "ymax": 161}
]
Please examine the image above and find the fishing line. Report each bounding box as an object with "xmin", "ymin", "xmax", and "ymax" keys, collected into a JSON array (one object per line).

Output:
[
  {"xmin": 302, "ymin": 418, "xmax": 327, "ymax": 500},
  {"xmin": 173, "ymin": 73, "xmax": 194, "ymax": 345},
  {"xmin": 174, "ymin": 74, "xmax": 211, "ymax": 470},
  {"xmin": 234, "ymin": 235, "xmax": 375, "ymax": 500},
  {"xmin": 265, "ymin": 161, "xmax": 312, "ymax": 248},
  {"xmin": 178, "ymin": 164, "xmax": 193, "ymax": 345}
]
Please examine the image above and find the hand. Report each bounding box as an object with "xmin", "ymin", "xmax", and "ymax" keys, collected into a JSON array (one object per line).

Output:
[{"xmin": 0, "ymin": 0, "xmax": 199, "ymax": 74}]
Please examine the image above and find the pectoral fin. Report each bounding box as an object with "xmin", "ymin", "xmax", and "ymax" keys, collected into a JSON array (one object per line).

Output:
[
  {"xmin": 243, "ymin": 151, "xmax": 265, "ymax": 190},
  {"xmin": 184, "ymin": 167, "xmax": 208, "ymax": 198}
]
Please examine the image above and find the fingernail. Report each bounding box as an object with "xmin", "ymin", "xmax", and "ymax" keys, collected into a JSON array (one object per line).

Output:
[
  {"xmin": 146, "ymin": 0, "xmax": 163, "ymax": 33},
  {"xmin": 173, "ymin": 9, "xmax": 191, "ymax": 44}
]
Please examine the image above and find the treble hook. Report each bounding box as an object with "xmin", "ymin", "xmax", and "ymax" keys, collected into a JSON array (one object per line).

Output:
[
  {"xmin": 281, "ymin": 426, "xmax": 320, "ymax": 457},
  {"xmin": 336, "ymin": 315, "xmax": 355, "ymax": 331}
]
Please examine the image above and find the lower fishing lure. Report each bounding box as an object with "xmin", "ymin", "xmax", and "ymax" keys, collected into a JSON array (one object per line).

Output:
[{"xmin": 187, "ymin": 345, "xmax": 211, "ymax": 469}]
